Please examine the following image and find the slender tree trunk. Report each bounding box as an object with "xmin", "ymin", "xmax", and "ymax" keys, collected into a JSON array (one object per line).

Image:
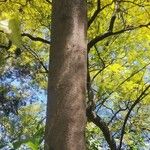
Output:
[{"xmin": 45, "ymin": 0, "xmax": 87, "ymax": 150}]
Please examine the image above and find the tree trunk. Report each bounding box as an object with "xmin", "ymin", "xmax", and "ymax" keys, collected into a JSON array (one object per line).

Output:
[{"xmin": 45, "ymin": 0, "xmax": 87, "ymax": 150}]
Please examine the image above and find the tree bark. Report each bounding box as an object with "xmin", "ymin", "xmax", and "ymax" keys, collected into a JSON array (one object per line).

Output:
[{"xmin": 45, "ymin": 0, "xmax": 87, "ymax": 150}]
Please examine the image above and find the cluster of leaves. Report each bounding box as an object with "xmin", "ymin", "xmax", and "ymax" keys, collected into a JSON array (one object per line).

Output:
[
  {"xmin": 87, "ymin": 0, "xmax": 150, "ymax": 149},
  {"xmin": 0, "ymin": 0, "xmax": 50, "ymax": 149}
]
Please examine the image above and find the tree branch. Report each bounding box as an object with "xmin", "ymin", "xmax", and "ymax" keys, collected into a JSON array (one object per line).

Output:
[
  {"xmin": 0, "ymin": 0, "xmax": 7, "ymax": 2},
  {"xmin": 118, "ymin": 84, "xmax": 150, "ymax": 150},
  {"xmin": 108, "ymin": 0, "xmax": 120, "ymax": 32},
  {"xmin": 96, "ymin": 62, "xmax": 150, "ymax": 109},
  {"xmin": 88, "ymin": 0, "xmax": 100, "ymax": 28},
  {"xmin": 21, "ymin": 33, "xmax": 51, "ymax": 44},
  {"xmin": 1, "ymin": 30, "xmax": 50, "ymax": 45},
  {"xmin": 45, "ymin": 0, "xmax": 52, "ymax": 5},
  {"xmin": 23, "ymin": 45, "xmax": 49, "ymax": 73},
  {"xmin": 108, "ymin": 15, "xmax": 116, "ymax": 32},
  {"xmin": 108, "ymin": 106, "xmax": 128, "ymax": 125},
  {"xmin": 88, "ymin": 22, "xmax": 150, "ymax": 51},
  {"xmin": 87, "ymin": 56, "xmax": 117, "ymax": 149},
  {"xmin": 87, "ymin": 57, "xmax": 95, "ymax": 108},
  {"xmin": 88, "ymin": 1, "xmax": 113, "ymax": 28},
  {"xmin": 86, "ymin": 106, "xmax": 117, "ymax": 150}
]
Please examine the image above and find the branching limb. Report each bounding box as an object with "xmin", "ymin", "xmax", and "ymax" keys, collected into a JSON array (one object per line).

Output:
[
  {"xmin": 22, "ymin": 33, "xmax": 51, "ymax": 44},
  {"xmin": 87, "ymin": 56, "xmax": 117, "ymax": 149},
  {"xmin": 88, "ymin": 1, "xmax": 113, "ymax": 28},
  {"xmin": 86, "ymin": 106, "xmax": 117, "ymax": 150},
  {"xmin": 88, "ymin": 0, "xmax": 101, "ymax": 28},
  {"xmin": 88, "ymin": 22, "xmax": 150, "ymax": 51},
  {"xmin": 95, "ymin": 62, "xmax": 150, "ymax": 110},
  {"xmin": 118, "ymin": 84, "xmax": 150, "ymax": 150},
  {"xmin": 108, "ymin": 106, "xmax": 128, "ymax": 125},
  {"xmin": 108, "ymin": 0, "xmax": 120, "ymax": 32},
  {"xmin": 108, "ymin": 15, "xmax": 116, "ymax": 32}
]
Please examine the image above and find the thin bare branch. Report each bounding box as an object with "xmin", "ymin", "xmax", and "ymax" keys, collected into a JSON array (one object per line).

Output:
[
  {"xmin": 108, "ymin": 107, "xmax": 128, "ymax": 125},
  {"xmin": 118, "ymin": 84, "xmax": 150, "ymax": 149},
  {"xmin": 23, "ymin": 45, "xmax": 49, "ymax": 73}
]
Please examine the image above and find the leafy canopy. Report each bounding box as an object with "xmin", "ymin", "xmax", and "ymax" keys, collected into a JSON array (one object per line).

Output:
[{"xmin": 0, "ymin": 0, "xmax": 150, "ymax": 149}]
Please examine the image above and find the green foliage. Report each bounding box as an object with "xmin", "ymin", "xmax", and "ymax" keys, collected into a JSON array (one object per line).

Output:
[
  {"xmin": 0, "ymin": 0, "xmax": 150, "ymax": 149},
  {"xmin": 0, "ymin": 103, "xmax": 45, "ymax": 149},
  {"xmin": 8, "ymin": 17, "xmax": 22, "ymax": 48},
  {"xmin": 86, "ymin": 123, "xmax": 102, "ymax": 150}
]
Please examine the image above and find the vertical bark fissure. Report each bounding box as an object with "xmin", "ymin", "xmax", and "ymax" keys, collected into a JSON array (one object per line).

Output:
[{"xmin": 45, "ymin": 1, "xmax": 87, "ymax": 150}]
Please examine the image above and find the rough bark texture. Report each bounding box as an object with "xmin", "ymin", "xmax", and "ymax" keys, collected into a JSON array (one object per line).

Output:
[{"xmin": 45, "ymin": 0, "xmax": 87, "ymax": 150}]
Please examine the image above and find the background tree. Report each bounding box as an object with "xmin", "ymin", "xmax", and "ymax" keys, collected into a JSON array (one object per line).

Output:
[{"xmin": 0, "ymin": 0, "xmax": 150, "ymax": 150}]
